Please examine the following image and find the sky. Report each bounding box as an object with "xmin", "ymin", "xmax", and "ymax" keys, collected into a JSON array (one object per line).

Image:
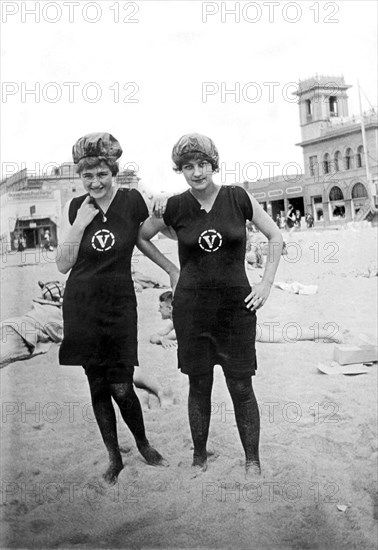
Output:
[{"xmin": 1, "ymin": 0, "xmax": 377, "ymax": 193}]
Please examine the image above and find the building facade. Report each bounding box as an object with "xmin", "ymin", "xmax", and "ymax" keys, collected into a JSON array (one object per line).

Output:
[
  {"xmin": 0, "ymin": 164, "xmax": 140, "ymax": 250},
  {"xmin": 243, "ymin": 75, "xmax": 378, "ymax": 226}
]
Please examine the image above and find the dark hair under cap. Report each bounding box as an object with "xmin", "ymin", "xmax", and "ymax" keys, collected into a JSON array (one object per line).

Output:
[
  {"xmin": 172, "ymin": 133, "xmax": 219, "ymax": 171},
  {"xmin": 72, "ymin": 132, "xmax": 123, "ymax": 164}
]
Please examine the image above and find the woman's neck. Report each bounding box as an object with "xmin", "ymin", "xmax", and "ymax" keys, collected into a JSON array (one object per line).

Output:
[
  {"xmin": 189, "ymin": 182, "xmax": 219, "ymax": 200},
  {"xmin": 95, "ymin": 187, "xmax": 117, "ymax": 211}
]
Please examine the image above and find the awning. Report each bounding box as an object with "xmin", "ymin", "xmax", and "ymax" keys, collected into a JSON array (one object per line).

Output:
[
  {"xmin": 12, "ymin": 216, "xmax": 57, "ymax": 232},
  {"xmin": 17, "ymin": 215, "xmax": 54, "ymax": 221}
]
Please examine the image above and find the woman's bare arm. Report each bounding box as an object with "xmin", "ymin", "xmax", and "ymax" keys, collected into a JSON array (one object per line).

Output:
[
  {"xmin": 136, "ymin": 216, "xmax": 180, "ymax": 291},
  {"xmin": 245, "ymin": 195, "xmax": 283, "ymax": 311}
]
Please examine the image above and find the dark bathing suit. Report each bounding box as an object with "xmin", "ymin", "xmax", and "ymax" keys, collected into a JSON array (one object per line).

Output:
[
  {"xmin": 59, "ymin": 188, "xmax": 148, "ymax": 382},
  {"xmin": 163, "ymin": 185, "xmax": 257, "ymax": 378}
]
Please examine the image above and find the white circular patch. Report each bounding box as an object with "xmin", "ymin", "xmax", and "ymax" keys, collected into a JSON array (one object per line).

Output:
[
  {"xmin": 91, "ymin": 229, "xmax": 115, "ymax": 252},
  {"xmin": 198, "ymin": 229, "xmax": 223, "ymax": 253}
]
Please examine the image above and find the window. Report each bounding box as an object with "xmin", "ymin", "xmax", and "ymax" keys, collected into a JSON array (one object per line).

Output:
[
  {"xmin": 329, "ymin": 96, "xmax": 338, "ymax": 117},
  {"xmin": 30, "ymin": 205, "xmax": 36, "ymax": 216},
  {"xmin": 344, "ymin": 148, "xmax": 353, "ymax": 170},
  {"xmin": 329, "ymin": 186, "xmax": 344, "ymax": 201},
  {"xmin": 334, "ymin": 151, "xmax": 341, "ymax": 172},
  {"xmin": 332, "ymin": 205, "xmax": 345, "ymax": 218},
  {"xmin": 305, "ymin": 99, "xmax": 312, "ymax": 119},
  {"xmin": 312, "ymin": 196, "xmax": 323, "ymax": 221},
  {"xmin": 329, "ymin": 187, "xmax": 345, "ymax": 220},
  {"xmin": 351, "ymin": 182, "xmax": 368, "ymax": 199},
  {"xmin": 309, "ymin": 156, "xmax": 318, "ymax": 177},
  {"xmin": 356, "ymin": 145, "xmax": 364, "ymax": 168},
  {"xmin": 323, "ymin": 153, "xmax": 331, "ymax": 174}
]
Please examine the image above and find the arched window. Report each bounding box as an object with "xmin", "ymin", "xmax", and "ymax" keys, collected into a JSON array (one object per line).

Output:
[
  {"xmin": 329, "ymin": 186, "xmax": 345, "ymax": 219},
  {"xmin": 334, "ymin": 151, "xmax": 341, "ymax": 172},
  {"xmin": 351, "ymin": 182, "xmax": 368, "ymax": 199},
  {"xmin": 356, "ymin": 145, "xmax": 364, "ymax": 168},
  {"xmin": 329, "ymin": 186, "xmax": 344, "ymax": 201},
  {"xmin": 344, "ymin": 148, "xmax": 353, "ymax": 170},
  {"xmin": 323, "ymin": 153, "xmax": 331, "ymax": 174}
]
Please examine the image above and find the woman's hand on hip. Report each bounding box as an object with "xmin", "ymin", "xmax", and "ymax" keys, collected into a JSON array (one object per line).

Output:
[
  {"xmin": 245, "ymin": 281, "xmax": 272, "ymax": 311},
  {"xmin": 169, "ymin": 267, "xmax": 180, "ymax": 294}
]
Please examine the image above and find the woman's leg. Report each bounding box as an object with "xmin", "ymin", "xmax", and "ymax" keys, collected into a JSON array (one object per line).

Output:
[
  {"xmin": 188, "ymin": 372, "xmax": 214, "ymax": 471},
  {"xmin": 109, "ymin": 379, "xmax": 167, "ymax": 466},
  {"xmin": 0, "ymin": 324, "xmax": 33, "ymax": 368},
  {"xmin": 87, "ymin": 375, "xmax": 123, "ymax": 485},
  {"xmin": 225, "ymin": 376, "xmax": 261, "ymax": 477}
]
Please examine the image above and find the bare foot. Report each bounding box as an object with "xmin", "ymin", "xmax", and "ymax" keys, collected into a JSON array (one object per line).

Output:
[
  {"xmin": 138, "ymin": 443, "xmax": 169, "ymax": 467},
  {"xmin": 188, "ymin": 444, "xmax": 215, "ymax": 457},
  {"xmin": 102, "ymin": 459, "xmax": 124, "ymax": 485},
  {"xmin": 245, "ymin": 460, "xmax": 261, "ymax": 479},
  {"xmin": 191, "ymin": 455, "xmax": 208, "ymax": 478}
]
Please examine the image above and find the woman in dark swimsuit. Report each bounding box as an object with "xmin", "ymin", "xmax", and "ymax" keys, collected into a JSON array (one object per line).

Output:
[
  {"xmin": 57, "ymin": 132, "xmax": 166, "ymax": 485},
  {"xmin": 137, "ymin": 133, "xmax": 283, "ymax": 477}
]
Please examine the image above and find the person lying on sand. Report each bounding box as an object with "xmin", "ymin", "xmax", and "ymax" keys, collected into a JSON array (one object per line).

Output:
[
  {"xmin": 0, "ymin": 280, "xmax": 64, "ymax": 367},
  {"xmin": 150, "ymin": 291, "xmax": 348, "ymax": 346},
  {"xmin": 149, "ymin": 291, "xmax": 177, "ymax": 349},
  {"xmin": 0, "ymin": 281, "xmax": 173, "ymax": 408}
]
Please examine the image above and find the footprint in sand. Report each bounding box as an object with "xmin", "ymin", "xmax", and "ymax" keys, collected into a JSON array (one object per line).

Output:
[
  {"xmin": 29, "ymin": 519, "xmax": 51, "ymax": 534},
  {"xmin": 68, "ymin": 533, "xmax": 92, "ymax": 545},
  {"xmin": 32, "ymin": 424, "xmax": 44, "ymax": 431}
]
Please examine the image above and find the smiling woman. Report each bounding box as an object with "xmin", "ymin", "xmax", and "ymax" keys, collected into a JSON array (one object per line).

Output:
[
  {"xmin": 137, "ymin": 132, "xmax": 284, "ymax": 477},
  {"xmin": 56, "ymin": 132, "xmax": 167, "ymax": 485}
]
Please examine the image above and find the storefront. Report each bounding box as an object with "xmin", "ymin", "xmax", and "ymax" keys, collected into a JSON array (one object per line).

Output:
[
  {"xmin": 3, "ymin": 189, "xmax": 61, "ymax": 250},
  {"xmin": 245, "ymin": 179, "xmax": 305, "ymax": 220},
  {"xmin": 13, "ymin": 216, "xmax": 57, "ymax": 249}
]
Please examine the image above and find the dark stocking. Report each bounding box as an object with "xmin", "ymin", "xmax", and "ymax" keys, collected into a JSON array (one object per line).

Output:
[
  {"xmin": 110, "ymin": 381, "xmax": 166, "ymax": 466},
  {"xmin": 188, "ymin": 372, "xmax": 214, "ymax": 469},
  {"xmin": 225, "ymin": 376, "xmax": 261, "ymax": 475},
  {"xmin": 88, "ymin": 376, "xmax": 123, "ymax": 485}
]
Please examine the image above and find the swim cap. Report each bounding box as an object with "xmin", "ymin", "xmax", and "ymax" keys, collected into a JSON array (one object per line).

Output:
[
  {"xmin": 72, "ymin": 132, "xmax": 123, "ymax": 164},
  {"xmin": 172, "ymin": 133, "xmax": 219, "ymax": 170}
]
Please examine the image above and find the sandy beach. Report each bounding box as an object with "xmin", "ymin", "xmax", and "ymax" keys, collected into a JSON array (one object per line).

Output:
[{"xmin": 1, "ymin": 226, "xmax": 377, "ymax": 549}]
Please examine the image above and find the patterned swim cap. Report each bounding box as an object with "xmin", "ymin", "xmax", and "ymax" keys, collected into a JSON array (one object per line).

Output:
[
  {"xmin": 72, "ymin": 132, "xmax": 123, "ymax": 164},
  {"xmin": 38, "ymin": 281, "xmax": 65, "ymax": 303},
  {"xmin": 172, "ymin": 133, "xmax": 219, "ymax": 170}
]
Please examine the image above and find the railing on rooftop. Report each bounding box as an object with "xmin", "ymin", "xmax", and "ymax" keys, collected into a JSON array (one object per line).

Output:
[{"xmin": 320, "ymin": 110, "xmax": 378, "ymax": 135}]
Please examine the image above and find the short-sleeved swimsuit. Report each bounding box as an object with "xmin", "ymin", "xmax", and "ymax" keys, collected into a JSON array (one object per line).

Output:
[
  {"xmin": 59, "ymin": 188, "xmax": 148, "ymax": 381},
  {"xmin": 163, "ymin": 185, "xmax": 257, "ymax": 378}
]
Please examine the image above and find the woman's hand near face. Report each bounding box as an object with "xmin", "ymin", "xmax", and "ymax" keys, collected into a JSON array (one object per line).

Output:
[
  {"xmin": 56, "ymin": 197, "xmax": 98, "ymax": 274},
  {"xmin": 73, "ymin": 196, "xmax": 99, "ymax": 230}
]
